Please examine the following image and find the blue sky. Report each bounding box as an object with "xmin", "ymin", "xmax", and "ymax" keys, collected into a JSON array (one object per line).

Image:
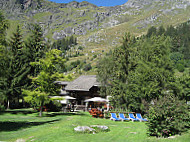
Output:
[{"xmin": 49, "ymin": 0, "xmax": 128, "ymax": 7}]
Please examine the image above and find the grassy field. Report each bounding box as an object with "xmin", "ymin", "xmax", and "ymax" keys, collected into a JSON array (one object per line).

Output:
[{"xmin": 0, "ymin": 109, "xmax": 189, "ymax": 142}]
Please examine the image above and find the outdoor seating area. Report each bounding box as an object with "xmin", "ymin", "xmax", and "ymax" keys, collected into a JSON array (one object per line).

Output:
[
  {"xmin": 109, "ymin": 112, "xmax": 148, "ymax": 122},
  {"xmin": 88, "ymin": 109, "xmax": 148, "ymax": 122}
]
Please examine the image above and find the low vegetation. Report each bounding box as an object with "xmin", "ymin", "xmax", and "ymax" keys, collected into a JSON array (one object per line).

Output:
[
  {"xmin": 0, "ymin": 109, "xmax": 190, "ymax": 142},
  {"xmin": 147, "ymin": 95, "xmax": 190, "ymax": 137}
]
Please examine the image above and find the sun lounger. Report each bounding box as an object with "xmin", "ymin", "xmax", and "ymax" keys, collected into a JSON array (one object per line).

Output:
[
  {"xmin": 128, "ymin": 113, "xmax": 140, "ymax": 122},
  {"xmin": 119, "ymin": 113, "xmax": 130, "ymax": 121},
  {"xmin": 110, "ymin": 113, "xmax": 121, "ymax": 121},
  {"xmin": 136, "ymin": 113, "xmax": 148, "ymax": 122}
]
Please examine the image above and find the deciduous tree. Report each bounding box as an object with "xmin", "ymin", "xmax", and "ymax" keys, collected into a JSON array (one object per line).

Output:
[{"xmin": 23, "ymin": 49, "xmax": 66, "ymax": 116}]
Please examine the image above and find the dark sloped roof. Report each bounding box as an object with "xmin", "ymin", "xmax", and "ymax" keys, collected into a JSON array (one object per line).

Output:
[{"xmin": 65, "ymin": 75, "xmax": 100, "ymax": 91}]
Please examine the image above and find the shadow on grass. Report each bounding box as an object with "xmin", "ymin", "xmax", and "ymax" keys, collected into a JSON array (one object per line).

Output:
[
  {"xmin": 0, "ymin": 119, "xmax": 61, "ymax": 132},
  {"xmin": 45, "ymin": 111, "xmax": 87, "ymax": 117},
  {"xmin": 0, "ymin": 110, "xmax": 37, "ymax": 115},
  {"xmin": 0, "ymin": 110, "xmax": 87, "ymax": 117}
]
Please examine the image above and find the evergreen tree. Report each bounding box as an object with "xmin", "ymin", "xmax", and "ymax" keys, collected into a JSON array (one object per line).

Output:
[
  {"xmin": 165, "ymin": 25, "xmax": 176, "ymax": 37},
  {"xmin": 0, "ymin": 12, "xmax": 9, "ymax": 108},
  {"xmin": 157, "ymin": 25, "xmax": 165, "ymax": 36},
  {"xmin": 131, "ymin": 35, "xmax": 174, "ymax": 101},
  {"xmin": 176, "ymin": 70, "xmax": 190, "ymax": 102},
  {"xmin": 98, "ymin": 34, "xmax": 176, "ymax": 112},
  {"xmin": 1, "ymin": 25, "xmax": 27, "ymax": 109},
  {"xmin": 24, "ymin": 24, "xmax": 46, "ymax": 77},
  {"xmin": 98, "ymin": 33, "xmax": 137, "ymax": 109},
  {"xmin": 146, "ymin": 26, "xmax": 157, "ymax": 38},
  {"xmin": 8, "ymin": 25, "xmax": 30, "ymax": 108},
  {"xmin": 0, "ymin": 12, "xmax": 9, "ymax": 46}
]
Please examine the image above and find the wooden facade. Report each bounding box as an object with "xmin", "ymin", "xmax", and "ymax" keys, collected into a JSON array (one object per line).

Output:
[
  {"xmin": 68, "ymin": 86, "xmax": 100, "ymax": 105},
  {"xmin": 63, "ymin": 75, "xmax": 101, "ymax": 106}
]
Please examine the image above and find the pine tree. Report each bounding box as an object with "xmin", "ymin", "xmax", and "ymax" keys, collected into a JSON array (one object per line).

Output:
[
  {"xmin": 97, "ymin": 33, "xmax": 137, "ymax": 109},
  {"xmin": 25, "ymin": 24, "xmax": 46, "ymax": 77},
  {"xmin": 157, "ymin": 25, "xmax": 165, "ymax": 36},
  {"xmin": 0, "ymin": 12, "xmax": 9, "ymax": 46},
  {"xmin": 0, "ymin": 12, "xmax": 9, "ymax": 108},
  {"xmin": 177, "ymin": 70, "xmax": 190, "ymax": 102},
  {"xmin": 98, "ymin": 34, "xmax": 176, "ymax": 112},
  {"xmin": 146, "ymin": 26, "xmax": 157, "ymax": 38},
  {"xmin": 3, "ymin": 25, "xmax": 27, "ymax": 109}
]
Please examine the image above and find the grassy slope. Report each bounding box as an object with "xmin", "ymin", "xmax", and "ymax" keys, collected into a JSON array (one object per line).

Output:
[
  {"xmin": 74, "ymin": 6, "xmax": 190, "ymax": 75},
  {"xmin": 0, "ymin": 109, "xmax": 189, "ymax": 142},
  {"xmin": 5, "ymin": 2, "xmax": 190, "ymax": 75}
]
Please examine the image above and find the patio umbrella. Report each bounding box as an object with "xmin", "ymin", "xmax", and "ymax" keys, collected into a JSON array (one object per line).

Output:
[
  {"xmin": 61, "ymin": 96, "xmax": 76, "ymax": 104},
  {"xmin": 64, "ymin": 96, "xmax": 76, "ymax": 100},
  {"xmin": 50, "ymin": 96, "xmax": 76, "ymax": 104},
  {"xmin": 50, "ymin": 96, "xmax": 76, "ymax": 100},
  {"xmin": 84, "ymin": 97, "xmax": 108, "ymax": 111},
  {"xmin": 84, "ymin": 97, "xmax": 108, "ymax": 102}
]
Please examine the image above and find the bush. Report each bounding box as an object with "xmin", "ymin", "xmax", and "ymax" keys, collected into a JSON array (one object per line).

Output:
[
  {"xmin": 93, "ymin": 54, "xmax": 97, "ymax": 58},
  {"xmin": 83, "ymin": 63, "xmax": 92, "ymax": 71},
  {"xmin": 176, "ymin": 63, "xmax": 185, "ymax": 72},
  {"xmin": 0, "ymin": 104, "xmax": 5, "ymax": 111},
  {"xmin": 67, "ymin": 60, "xmax": 81, "ymax": 71},
  {"xmin": 147, "ymin": 95, "xmax": 190, "ymax": 137}
]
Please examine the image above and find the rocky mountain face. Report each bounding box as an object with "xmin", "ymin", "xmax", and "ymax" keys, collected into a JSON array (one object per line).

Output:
[{"xmin": 1, "ymin": 0, "xmax": 190, "ymax": 41}]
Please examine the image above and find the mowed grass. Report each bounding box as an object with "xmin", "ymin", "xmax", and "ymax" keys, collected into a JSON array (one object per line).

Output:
[{"xmin": 0, "ymin": 109, "xmax": 189, "ymax": 142}]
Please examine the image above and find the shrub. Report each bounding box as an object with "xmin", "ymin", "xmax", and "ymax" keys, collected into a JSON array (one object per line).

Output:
[
  {"xmin": 67, "ymin": 60, "xmax": 81, "ymax": 71},
  {"xmin": 147, "ymin": 94, "xmax": 190, "ymax": 137},
  {"xmin": 176, "ymin": 63, "xmax": 185, "ymax": 72},
  {"xmin": 78, "ymin": 46, "xmax": 84, "ymax": 50},
  {"xmin": 0, "ymin": 104, "xmax": 5, "ymax": 111},
  {"xmin": 83, "ymin": 63, "xmax": 92, "ymax": 71},
  {"xmin": 93, "ymin": 54, "xmax": 97, "ymax": 58}
]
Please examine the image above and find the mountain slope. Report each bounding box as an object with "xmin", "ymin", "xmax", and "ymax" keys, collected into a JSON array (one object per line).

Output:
[
  {"xmin": 1, "ymin": 0, "xmax": 190, "ymax": 74},
  {"xmin": 2, "ymin": 0, "xmax": 190, "ymax": 39}
]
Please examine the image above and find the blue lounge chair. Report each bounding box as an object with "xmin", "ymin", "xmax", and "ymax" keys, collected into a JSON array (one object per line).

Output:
[
  {"xmin": 110, "ymin": 113, "xmax": 121, "ymax": 121},
  {"xmin": 136, "ymin": 113, "xmax": 148, "ymax": 122},
  {"xmin": 128, "ymin": 113, "xmax": 140, "ymax": 122},
  {"xmin": 119, "ymin": 113, "xmax": 130, "ymax": 121}
]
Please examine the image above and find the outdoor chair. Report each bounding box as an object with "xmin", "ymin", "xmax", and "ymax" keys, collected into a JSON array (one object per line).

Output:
[
  {"xmin": 136, "ymin": 113, "xmax": 148, "ymax": 122},
  {"xmin": 110, "ymin": 113, "xmax": 121, "ymax": 121},
  {"xmin": 119, "ymin": 113, "xmax": 130, "ymax": 121},
  {"xmin": 128, "ymin": 113, "xmax": 140, "ymax": 122}
]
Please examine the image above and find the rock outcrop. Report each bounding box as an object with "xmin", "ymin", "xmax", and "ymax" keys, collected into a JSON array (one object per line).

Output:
[
  {"xmin": 74, "ymin": 126, "xmax": 95, "ymax": 132},
  {"xmin": 74, "ymin": 125, "xmax": 109, "ymax": 133},
  {"xmin": 1, "ymin": 0, "xmax": 190, "ymax": 40}
]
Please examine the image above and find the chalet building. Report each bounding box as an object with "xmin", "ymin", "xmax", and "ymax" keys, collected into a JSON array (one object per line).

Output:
[
  {"xmin": 54, "ymin": 81, "xmax": 69, "ymax": 96},
  {"xmin": 65, "ymin": 75, "xmax": 101, "ymax": 105}
]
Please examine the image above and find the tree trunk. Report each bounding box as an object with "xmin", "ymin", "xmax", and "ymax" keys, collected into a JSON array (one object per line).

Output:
[
  {"xmin": 17, "ymin": 94, "xmax": 20, "ymax": 108},
  {"xmin": 39, "ymin": 106, "xmax": 43, "ymax": 117},
  {"xmin": 7, "ymin": 100, "xmax": 10, "ymax": 110},
  {"xmin": 22, "ymin": 98, "xmax": 24, "ymax": 108}
]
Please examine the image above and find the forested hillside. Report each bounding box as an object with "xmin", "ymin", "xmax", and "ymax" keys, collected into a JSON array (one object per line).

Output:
[
  {"xmin": 147, "ymin": 22, "xmax": 190, "ymax": 72},
  {"xmin": 97, "ymin": 25, "xmax": 190, "ymax": 112}
]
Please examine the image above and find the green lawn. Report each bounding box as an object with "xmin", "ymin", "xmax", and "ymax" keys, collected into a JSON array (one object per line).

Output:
[{"xmin": 0, "ymin": 109, "xmax": 189, "ymax": 142}]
